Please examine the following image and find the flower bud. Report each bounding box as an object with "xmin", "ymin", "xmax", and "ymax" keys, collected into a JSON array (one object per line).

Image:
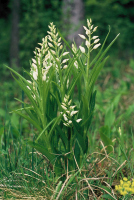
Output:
[
  {"xmin": 85, "ymin": 40, "xmax": 90, "ymax": 48},
  {"xmin": 78, "ymin": 34, "xmax": 86, "ymax": 40},
  {"xmin": 93, "ymin": 43, "xmax": 101, "ymax": 49},
  {"xmin": 79, "ymin": 46, "xmax": 85, "ymax": 53},
  {"xmin": 93, "ymin": 26, "xmax": 98, "ymax": 32},
  {"xmin": 94, "ymin": 39, "xmax": 100, "ymax": 44}
]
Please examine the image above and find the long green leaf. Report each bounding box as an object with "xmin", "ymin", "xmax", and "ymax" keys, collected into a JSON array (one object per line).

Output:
[
  {"xmin": 36, "ymin": 118, "xmax": 56, "ymax": 142},
  {"xmin": 28, "ymin": 141, "xmax": 56, "ymax": 164}
]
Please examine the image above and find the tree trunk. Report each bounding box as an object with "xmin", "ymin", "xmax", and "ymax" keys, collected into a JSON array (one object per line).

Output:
[
  {"xmin": 62, "ymin": 0, "xmax": 85, "ymax": 47},
  {"xmin": 9, "ymin": 0, "xmax": 20, "ymax": 68}
]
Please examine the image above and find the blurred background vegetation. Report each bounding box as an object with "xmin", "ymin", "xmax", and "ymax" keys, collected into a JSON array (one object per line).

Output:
[{"xmin": 0, "ymin": 0, "xmax": 134, "ymax": 133}]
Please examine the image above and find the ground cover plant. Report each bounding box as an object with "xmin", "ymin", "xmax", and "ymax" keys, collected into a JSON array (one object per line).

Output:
[{"xmin": 1, "ymin": 19, "xmax": 134, "ymax": 199}]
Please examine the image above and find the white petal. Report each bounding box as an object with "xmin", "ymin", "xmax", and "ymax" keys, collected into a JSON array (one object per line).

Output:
[
  {"xmin": 92, "ymin": 36, "xmax": 99, "ymax": 39},
  {"xmin": 62, "ymin": 103, "xmax": 66, "ymax": 107},
  {"xmin": 42, "ymin": 74, "xmax": 46, "ymax": 81},
  {"xmin": 51, "ymin": 50, "xmax": 56, "ymax": 55},
  {"xmin": 93, "ymin": 26, "xmax": 98, "ymax": 32},
  {"xmin": 83, "ymin": 26, "xmax": 89, "ymax": 32},
  {"xmin": 32, "ymin": 58, "xmax": 36, "ymax": 64},
  {"xmin": 32, "ymin": 63, "xmax": 37, "ymax": 70},
  {"xmin": 76, "ymin": 119, "xmax": 82, "ymax": 123},
  {"xmin": 62, "ymin": 59, "xmax": 69, "ymax": 64},
  {"xmin": 93, "ymin": 43, "xmax": 101, "ymax": 49},
  {"xmin": 70, "ymin": 110, "xmax": 78, "ymax": 116},
  {"xmin": 79, "ymin": 46, "xmax": 85, "ymax": 53},
  {"xmin": 74, "ymin": 61, "xmax": 78, "ymax": 69},
  {"xmin": 68, "ymin": 99, "xmax": 72, "ymax": 105},
  {"xmin": 91, "ymin": 25, "xmax": 93, "ymax": 30},
  {"xmin": 70, "ymin": 105, "xmax": 76, "ymax": 109},
  {"xmin": 62, "ymin": 52, "xmax": 69, "ymax": 56},
  {"xmin": 87, "ymin": 19, "xmax": 90, "ymax": 27},
  {"xmin": 58, "ymin": 37, "xmax": 61, "ymax": 42},
  {"xmin": 86, "ymin": 30, "xmax": 90, "ymax": 35},
  {"xmin": 27, "ymin": 80, "xmax": 32, "ymax": 84},
  {"xmin": 33, "ymin": 71, "xmax": 38, "ymax": 80},
  {"xmin": 78, "ymin": 34, "xmax": 86, "ymax": 40},
  {"xmin": 61, "ymin": 105, "xmax": 67, "ymax": 110},
  {"xmin": 94, "ymin": 39, "xmax": 100, "ymax": 44},
  {"xmin": 63, "ymin": 65, "xmax": 68, "ymax": 69},
  {"xmin": 63, "ymin": 122, "xmax": 69, "ymax": 127},
  {"xmin": 48, "ymin": 42, "xmax": 54, "ymax": 48},
  {"xmin": 85, "ymin": 40, "xmax": 90, "ymax": 48},
  {"xmin": 63, "ymin": 114, "xmax": 68, "ymax": 121}
]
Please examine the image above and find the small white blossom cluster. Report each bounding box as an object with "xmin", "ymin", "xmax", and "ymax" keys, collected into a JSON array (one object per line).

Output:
[
  {"xmin": 27, "ymin": 22, "xmax": 71, "ymax": 94},
  {"xmin": 79, "ymin": 18, "xmax": 101, "ymax": 53},
  {"xmin": 47, "ymin": 22, "xmax": 69, "ymax": 70},
  {"xmin": 29, "ymin": 22, "xmax": 69, "ymax": 85},
  {"xmin": 30, "ymin": 35, "xmax": 52, "ymax": 82},
  {"xmin": 61, "ymin": 95, "xmax": 82, "ymax": 127}
]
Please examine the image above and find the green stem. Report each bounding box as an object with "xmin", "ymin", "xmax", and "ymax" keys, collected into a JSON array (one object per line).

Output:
[{"xmin": 86, "ymin": 36, "xmax": 91, "ymax": 95}]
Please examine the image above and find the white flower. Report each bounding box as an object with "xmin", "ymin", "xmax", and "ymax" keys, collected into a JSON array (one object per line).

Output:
[
  {"xmin": 48, "ymin": 42, "xmax": 54, "ymax": 48},
  {"xmin": 70, "ymin": 110, "xmax": 78, "ymax": 116},
  {"xmin": 70, "ymin": 105, "xmax": 76, "ymax": 109},
  {"xmin": 85, "ymin": 40, "xmax": 90, "ymax": 48},
  {"xmin": 83, "ymin": 26, "xmax": 89, "ymax": 32},
  {"xmin": 61, "ymin": 105, "xmax": 67, "ymax": 110},
  {"xmin": 92, "ymin": 36, "xmax": 99, "ymax": 39},
  {"xmin": 86, "ymin": 29, "xmax": 91, "ymax": 35},
  {"xmin": 62, "ymin": 103, "xmax": 66, "ymax": 107},
  {"xmin": 74, "ymin": 61, "xmax": 78, "ymax": 69},
  {"xmin": 63, "ymin": 122, "xmax": 69, "ymax": 127},
  {"xmin": 42, "ymin": 73, "xmax": 47, "ymax": 81},
  {"xmin": 50, "ymin": 50, "xmax": 56, "ymax": 55},
  {"xmin": 32, "ymin": 58, "xmax": 36, "ymax": 64},
  {"xmin": 72, "ymin": 44, "xmax": 77, "ymax": 53},
  {"xmin": 27, "ymin": 80, "xmax": 32, "ymax": 84},
  {"xmin": 93, "ymin": 26, "xmax": 98, "ymax": 32},
  {"xmin": 27, "ymin": 80, "xmax": 32, "ymax": 90},
  {"xmin": 78, "ymin": 34, "xmax": 86, "ymax": 40},
  {"xmin": 79, "ymin": 46, "xmax": 85, "ymax": 53},
  {"xmin": 58, "ymin": 43, "xmax": 61, "ymax": 47},
  {"xmin": 63, "ymin": 65, "xmax": 68, "ymax": 69},
  {"xmin": 53, "ymin": 41, "xmax": 57, "ymax": 46},
  {"xmin": 58, "ymin": 37, "xmax": 61, "ymax": 42},
  {"xmin": 68, "ymin": 99, "xmax": 72, "ymax": 105},
  {"xmin": 33, "ymin": 71, "xmax": 38, "ymax": 80},
  {"xmin": 48, "ymin": 35, "xmax": 53, "ymax": 42},
  {"xmin": 93, "ymin": 43, "xmax": 101, "ymax": 49},
  {"xmin": 62, "ymin": 52, "xmax": 69, "ymax": 56},
  {"xmin": 63, "ymin": 114, "xmax": 68, "ymax": 121},
  {"xmin": 32, "ymin": 63, "xmax": 37, "ymax": 70},
  {"xmin": 87, "ymin": 19, "xmax": 90, "ymax": 27},
  {"xmin": 62, "ymin": 59, "xmax": 69, "ymax": 64},
  {"xmin": 76, "ymin": 119, "xmax": 82, "ymax": 123},
  {"xmin": 94, "ymin": 39, "xmax": 100, "ymax": 44},
  {"xmin": 56, "ymin": 58, "xmax": 59, "ymax": 62},
  {"xmin": 91, "ymin": 25, "xmax": 93, "ymax": 30},
  {"xmin": 64, "ymin": 95, "xmax": 69, "ymax": 102}
]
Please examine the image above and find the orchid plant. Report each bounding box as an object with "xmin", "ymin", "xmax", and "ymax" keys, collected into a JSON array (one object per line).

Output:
[{"xmin": 6, "ymin": 19, "xmax": 119, "ymax": 177}]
